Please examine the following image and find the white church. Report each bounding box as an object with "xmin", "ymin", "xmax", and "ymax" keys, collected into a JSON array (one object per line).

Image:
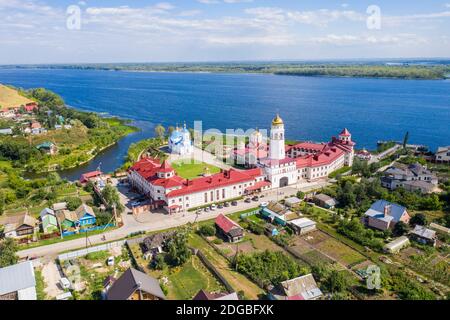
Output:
[{"xmin": 168, "ymin": 124, "xmax": 193, "ymax": 155}]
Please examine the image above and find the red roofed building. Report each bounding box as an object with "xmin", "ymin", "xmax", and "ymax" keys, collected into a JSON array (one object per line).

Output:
[
  {"xmin": 128, "ymin": 156, "xmax": 267, "ymax": 214},
  {"xmin": 24, "ymin": 102, "xmax": 38, "ymax": 113},
  {"xmin": 215, "ymin": 214, "xmax": 244, "ymax": 243},
  {"xmin": 80, "ymin": 171, "xmax": 103, "ymax": 184}
]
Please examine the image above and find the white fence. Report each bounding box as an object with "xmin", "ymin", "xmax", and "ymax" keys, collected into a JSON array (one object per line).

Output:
[{"xmin": 57, "ymin": 240, "xmax": 126, "ymax": 261}]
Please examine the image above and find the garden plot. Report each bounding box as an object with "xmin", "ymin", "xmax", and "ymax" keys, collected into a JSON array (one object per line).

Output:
[
  {"xmin": 290, "ymin": 230, "xmax": 367, "ymax": 268},
  {"xmin": 60, "ymin": 247, "xmax": 131, "ymax": 300}
]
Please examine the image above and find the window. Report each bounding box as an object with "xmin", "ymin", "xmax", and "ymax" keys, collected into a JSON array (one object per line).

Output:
[
  {"xmin": 222, "ymin": 189, "xmax": 225, "ymax": 198},
  {"xmin": 204, "ymin": 193, "xmax": 208, "ymax": 203}
]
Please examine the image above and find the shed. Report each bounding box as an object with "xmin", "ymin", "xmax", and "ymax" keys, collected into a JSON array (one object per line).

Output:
[
  {"xmin": 313, "ymin": 194, "xmax": 337, "ymax": 209},
  {"xmin": 429, "ymin": 223, "xmax": 450, "ymax": 235},
  {"xmin": 0, "ymin": 261, "xmax": 36, "ymax": 300},
  {"xmin": 289, "ymin": 217, "xmax": 316, "ymax": 235},
  {"xmin": 284, "ymin": 196, "xmax": 302, "ymax": 208}
]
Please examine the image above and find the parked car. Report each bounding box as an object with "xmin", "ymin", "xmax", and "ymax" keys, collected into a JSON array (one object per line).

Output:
[
  {"xmin": 231, "ymin": 201, "xmax": 238, "ymax": 206},
  {"xmin": 210, "ymin": 204, "xmax": 217, "ymax": 210},
  {"xmin": 260, "ymin": 202, "xmax": 269, "ymax": 207},
  {"xmin": 130, "ymin": 201, "xmax": 140, "ymax": 207},
  {"xmin": 107, "ymin": 256, "xmax": 115, "ymax": 266},
  {"xmin": 224, "ymin": 202, "xmax": 230, "ymax": 207},
  {"xmin": 244, "ymin": 198, "xmax": 252, "ymax": 203},
  {"xmin": 217, "ymin": 204, "xmax": 224, "ymax": 209},
  {"xmin": 204, "ymin": 207, "xmax": 210, "ymax": 212},
  {"xmin": 252, "ymin": 196, "xmax": 259, "ymax": 201},
  {"xmin": 59, "ymin": 278, "xmax": 71, "ymax": 290}
]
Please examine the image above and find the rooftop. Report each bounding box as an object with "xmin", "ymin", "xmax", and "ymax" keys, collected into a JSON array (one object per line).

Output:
[{"xmin": 0, "ymin": 261, "xmax": 36, "ymax": 296}]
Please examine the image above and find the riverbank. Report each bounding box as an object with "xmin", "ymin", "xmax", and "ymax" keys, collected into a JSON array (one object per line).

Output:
[{"xmin": 3, "ymin": 62, "xmax": 450, "ymax": 80}]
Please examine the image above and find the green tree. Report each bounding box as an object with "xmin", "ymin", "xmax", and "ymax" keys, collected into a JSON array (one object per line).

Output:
[
  {"xmin": 0, "ymin": 238, "xmax": 19, "ymax": 268},
  {"xmin": 101, "ymin": 184, "xmax": 123, "ymax": 212},
  {"xmin": 326, "ymin": 270, "xmax": 348, "ymax": 293},
  {"xmin": 153, "ymin": 254, "xmax": 167, "ymax": 270},
  {"xmin": 65, "ymin": 197, "xmax": 82, "ymax": 211},
  {"xmin": 154, "ymin": 124, "xmax": 166, "ymax": 139},
  {"xmin": 403, "ymin": 131, "xmax": 409, "ymax": 150},
  {"xmin": 167, "ymin": 126, "xmax": 175, "ymax": 136},
  {"xmin": 393, "ymin": 221, "xmax": 409, "ymax": 236},
  {"xmin": 410, "ymin": 213, "xmax": 427, "ymax": 226},
  {"xmin": 167, "ymin": 231, "xmax": 191, "ymax": 266}
]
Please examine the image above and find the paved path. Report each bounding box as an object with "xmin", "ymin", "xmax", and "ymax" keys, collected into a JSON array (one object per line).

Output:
[
  {"xmin": 368, "ymin": 144, "xmax": 401, "ymax": 165},
  {"xmin": 18, "ymin": 179, "xmax": 330, "ymax": 259}
]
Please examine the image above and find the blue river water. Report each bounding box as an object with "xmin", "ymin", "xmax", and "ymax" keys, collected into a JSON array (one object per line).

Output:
[{"xmin": 0, "ymin": 68, "xmax": 449, "ymax": 180}]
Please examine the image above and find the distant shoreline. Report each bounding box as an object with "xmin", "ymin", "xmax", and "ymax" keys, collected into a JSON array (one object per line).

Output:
[{"xmin": 2, "ymin": 62, "xmax": 450, "ymax": 80}]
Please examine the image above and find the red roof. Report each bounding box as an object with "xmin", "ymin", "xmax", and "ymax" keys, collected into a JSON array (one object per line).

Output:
[
  {"xmin": 295, "ymin": 143, "xmax": 345, "ymax": 168},
  {"xmin": 245, "ymin": 180, "xmax": 271, "ymax": 191},
  {"xmin": 167, "ymin": 169, "xmax": 257, "ymax": 198},
  {"xmin": 159, "ymin": 160, "xmax": 173, "ymax": 173},
  {"xmin": 80, "ymin": 171, "xmax": 103, "ymax": 183},
  {"xmin": 288, "ymin": 142, "xmax": 325, "ymax": 152},
  {"xmin": 215, "ymin": 214, "xmax": 241, "ymax": 233},
  {"xmin": 340, "ymin": 128, "xmax": 351, "ymax": 136}
]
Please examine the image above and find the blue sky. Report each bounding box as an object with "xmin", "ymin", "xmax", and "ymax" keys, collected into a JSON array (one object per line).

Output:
[{"xmin": 1, "ymin": 0, "xmax": 450, "ymax": 63}]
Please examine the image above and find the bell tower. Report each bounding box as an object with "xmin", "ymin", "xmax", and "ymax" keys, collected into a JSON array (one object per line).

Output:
[{"xmin": 269, "ymin": 114, "xmax": 285, "ymax": 160}]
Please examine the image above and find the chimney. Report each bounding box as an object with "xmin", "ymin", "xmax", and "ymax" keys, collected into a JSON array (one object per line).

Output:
[{"xmin": 384, "ymin": 205, "xmax": 391, "ymax": 217}]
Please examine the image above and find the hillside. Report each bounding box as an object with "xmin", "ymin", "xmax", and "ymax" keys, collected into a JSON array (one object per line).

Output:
[{"xmin": 0, "ymin": 84, "xmax": 34, "ymax": 109}]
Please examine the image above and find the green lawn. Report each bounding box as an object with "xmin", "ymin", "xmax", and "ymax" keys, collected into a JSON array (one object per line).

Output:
[
  {"xmin": 171, "ymin": 160, "xmax": 221, "ymax": 179},
  {"xmin": 166, "ymin": 255, "xmax": 225, "ymax": 300}
]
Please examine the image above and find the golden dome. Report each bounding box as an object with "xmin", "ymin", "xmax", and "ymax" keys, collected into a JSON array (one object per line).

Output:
[{"xmin": 272, "ymin": 114, "xmax": 284, "ymax": 125}]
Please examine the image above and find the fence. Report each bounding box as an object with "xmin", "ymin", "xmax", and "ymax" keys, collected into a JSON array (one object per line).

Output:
[
  {"xmin": 192, "ymin": 248, "xmax": 235, "ymax": 294},
  {"xmin": 58, "ymin": 240, "xmax": 126, "ymax": 261},
  {"xmin": 240, "ymin": 209, "xmax": 260, "ymax": 219},
  {"xmin": 62, "ymin": 223, "xmax": 115, "ymax": 237}
]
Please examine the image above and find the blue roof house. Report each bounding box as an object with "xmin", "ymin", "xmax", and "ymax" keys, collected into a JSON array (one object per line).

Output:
[
  {"xmin": 75, "ymin": 204, "xmax": 97, "ymax": 227},
  {"xmin": 361, "ymin": 200, "xmax": 411, "ymax": 231}
]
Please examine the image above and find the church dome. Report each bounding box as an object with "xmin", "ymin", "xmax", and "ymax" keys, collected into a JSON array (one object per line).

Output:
[{"xmin": 272, "ymin": 114, "xmax": 284, "ymax": 125}]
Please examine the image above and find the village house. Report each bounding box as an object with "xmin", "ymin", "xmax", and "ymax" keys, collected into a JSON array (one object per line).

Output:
[
  {"xmin": 193, "ymin": 290, "xmax": 239, "ymax": 300},
  {"xmin": 361, "ymin": 200, "xmax": 410, "ymax": 231},
  {"xmin": 0, "ymin": 261, "xmax": 37, "ymax": 300},
  {"xmin": 284, "ymin": 196, "xmax": 302, "ymax": 208},
  {"xmin": 75, "ymin": 204, "xmax": 97, "ymax": 226},
  {"xmin": 434, "ymin": 146, "xmax": 450, "ymax": 163},
  {"xmin": 381, "ymin": 163, "xmax": 438, "ymax": 194},
  {"xmin": 383, "ymin": 236, "xmax": 410, "ymax": 254},
  {"xmin": 215, "ymin": 214, "xmax": 244, "ymax": 243},
  {"xmin": 141, "ymin": 231, "xmax": 176, "ymax": 259},
  {"xmin": 289, "ymin": 217, "xmax": 317, "ymax": 235},
  {"xmin": 36, "ymin": 142, "xmax": 58, "ymax": 155},
  {"xmin": 268, "ymin": 274, "xmax": 323, "ymax": 300},
  {"xmin": 313, "ymin": 193, "xmax": 338, "ymax": 209},
  {"xmin": 39, "ymin": 208, "xmax": 59, "ymax": 234},
  {"xmin": 56, "ymin": 210, "xmax": 78, "ymax": 231},
  {"xmin": 105, "ymin": 268, "xmax": 166, "ymax": 300},
  {"xmin": 410, "ymin": 225, "xmax": 437, "ymax": 246},
  {"xmin": 260, "ymin": 201, "xmax": 289, "ymax": 226},
  {"xmin": 3, "ymin": 214, "xmax": 38, "ymax": 238},
  {"xmin": 52, "ymin": 202, "xmax": 68, "ymax": 213}
]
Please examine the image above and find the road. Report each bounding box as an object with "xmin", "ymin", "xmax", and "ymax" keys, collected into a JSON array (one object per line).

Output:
[
  {"xmin": 18, "ymin": 179, "xmax": 329, "ymax": 259},
  {"xmin": 368, "ymin": 144, "xmax": 401, "ymax": 165}
]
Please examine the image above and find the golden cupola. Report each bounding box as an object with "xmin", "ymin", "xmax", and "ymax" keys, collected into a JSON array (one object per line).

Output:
[{"xmin": 272, "ymin": 114, "xmax": 284, "ymax": 126}]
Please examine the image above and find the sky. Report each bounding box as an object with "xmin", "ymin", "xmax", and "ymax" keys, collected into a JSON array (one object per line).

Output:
[{"xmin": 0, "ymin": 0, "xmax": 450, "ymax": 64}]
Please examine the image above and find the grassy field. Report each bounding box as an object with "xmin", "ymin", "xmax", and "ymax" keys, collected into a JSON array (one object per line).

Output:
[
  {"xmin": 171, "ymin": 160, "xmax": 221, "ymax": 179},
  {"xmin": 0, "ymin": 84, "xmax": 34, "ymax": 109},
  {"xmin": 189, "ymin": 233, "xmax": 264, "ymax": 299},
  {"xmin": 165, "ymin": 255, "xmax": 225, "ymax": 300}
]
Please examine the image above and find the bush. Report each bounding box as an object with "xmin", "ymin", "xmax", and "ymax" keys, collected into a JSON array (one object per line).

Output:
[
  {"xmin": 234, "ymin": 250, "xmax": 309, "ymax": 287},
  {"xmin": 199, "ymin": 224, "xmax": 216, "ymax": 237},
  {"xmin": 212, "ymin": 238, "xmax": 223, "ymax": 245},
  {"xmin": 247, "ymin": 222, "xmax": 264, "ymax": 235},
  {"xmin": 65, "ymin": 197, "xmax": 82, "ymax": 211}
]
